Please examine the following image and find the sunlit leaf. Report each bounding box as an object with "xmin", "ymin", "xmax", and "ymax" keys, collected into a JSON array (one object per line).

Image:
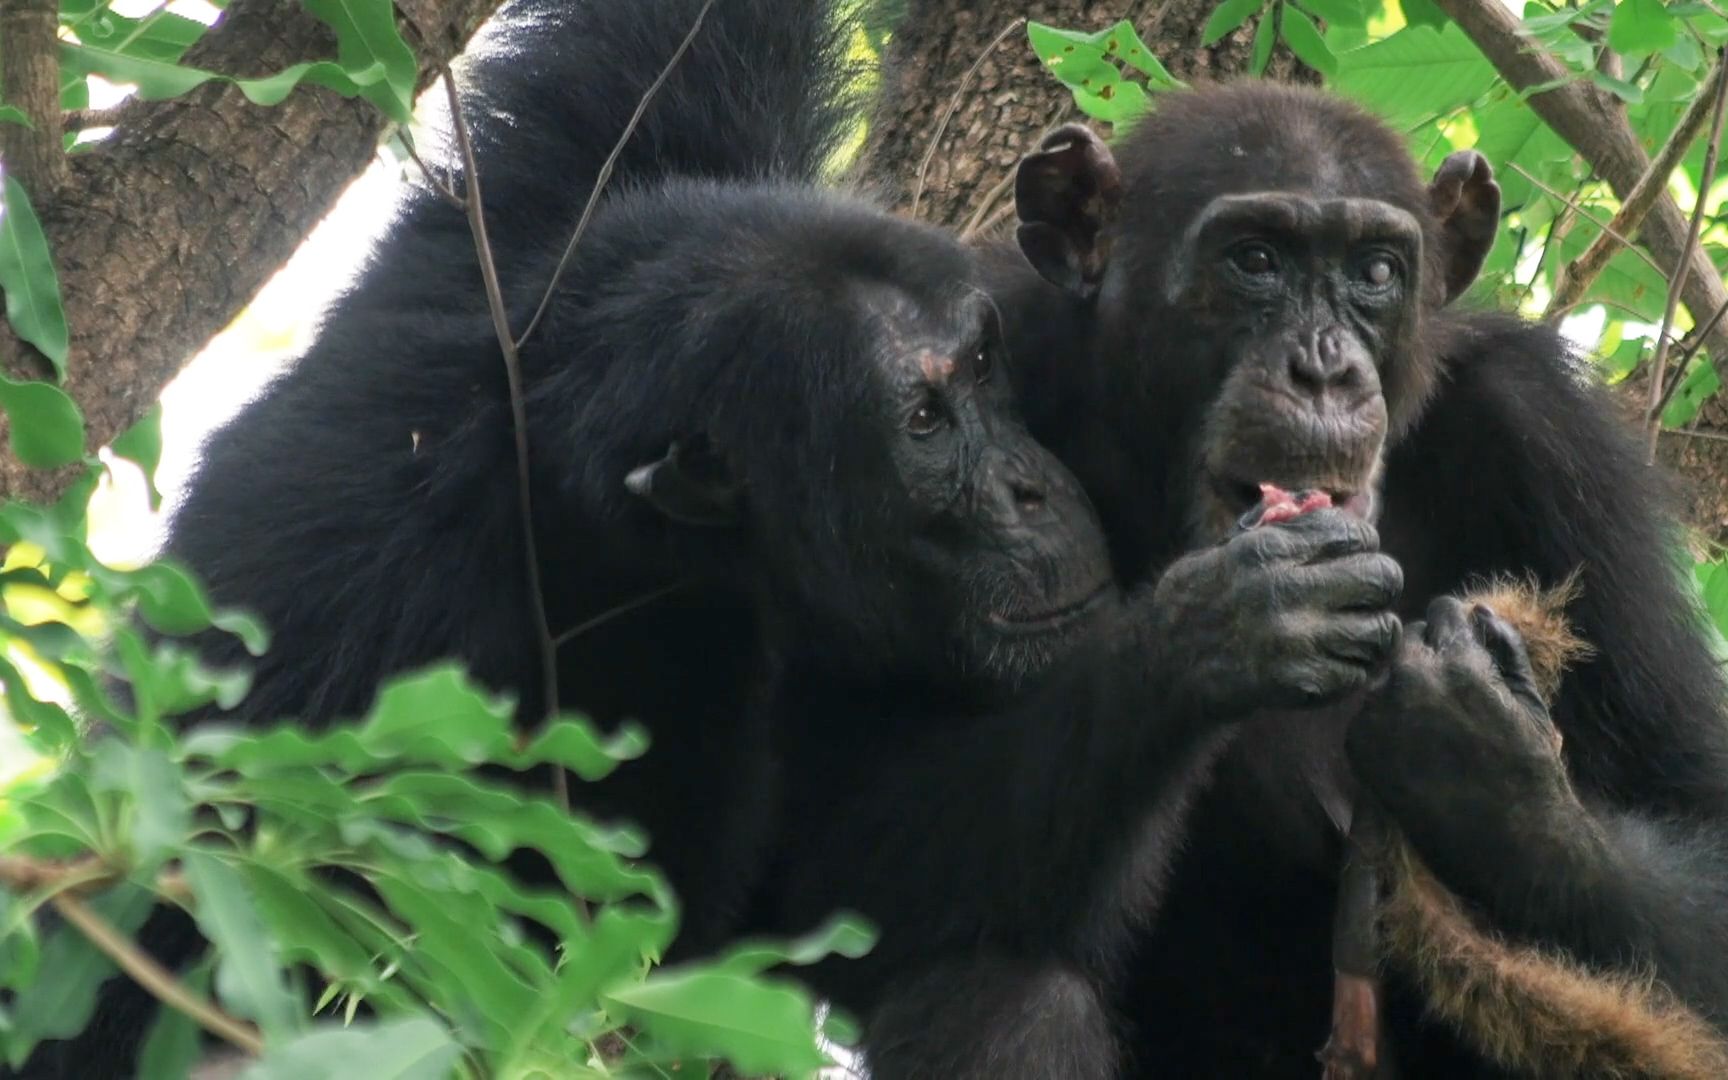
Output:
[
  {"xmin": 1332, "ymin": 26, "xmax": 1496, "ymax": 126},
  {"xmin": 1204, "ymin": 0, "xmax": 1265, "ymax": 46},
  {"xmin": 1608, "ymin": 0, "xmax": 1677, "ymax": 54},
  {"xmin": 605, "ymin": 970, "xmax": 828, "ymax": 1077},
  {"xmin": 111, "ymin": 406, "xmax": 165, "ymax": 511},
  {"xmin": 302, "ymin": 0, "xmax": 420, "ymax": 125},
  {"xmin": 1280, "ymin": 6, "xmax": 1338, "ymax": 75}
]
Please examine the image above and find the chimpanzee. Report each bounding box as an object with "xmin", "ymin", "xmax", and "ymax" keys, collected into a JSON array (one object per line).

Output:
[
  {"xmin": 997, "ymin": 81, "xmax": 1728, "ymax": 1075},
  {"xmin": 12, "ymin": 10, "xmax": 1407, "ymax": 1080}
]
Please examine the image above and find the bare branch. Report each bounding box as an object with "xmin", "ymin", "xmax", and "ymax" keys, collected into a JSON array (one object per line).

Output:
[
  {"xmin": 50, "ymin": 891, "xmax": 263, "ymax": 1056},
  {"xmin": 1434, "ymin": 0, "xmax": 1728, "ymax": 365},
  {"xmin": 0, "ymin": 854, "xmax": 192, "ymax": 906},
  {"xmin": 1548, "ymin": 56, "xmax": 1728, "ymax": 318},
  {"xmin": 911, "ymin": 17, "xmax": 1026, "ymax": 220},
  {"xmin": 515, "ymin": 0, "xmax": 719, "ymax": 351},
  {"xmin": 1647, "ymin": 49, "xmax": 1728, "ymax": 460},
  {"xmin": 441, "ymin": 69, "xmax": 568, "ymax": 810}
]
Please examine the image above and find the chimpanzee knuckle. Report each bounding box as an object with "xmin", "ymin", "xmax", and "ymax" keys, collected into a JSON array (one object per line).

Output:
[{"xmin": 1299, "ymin": 511, "xmax": 1379, "ymax": 560}]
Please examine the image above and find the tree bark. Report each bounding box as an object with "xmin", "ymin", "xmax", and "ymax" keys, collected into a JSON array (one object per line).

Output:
[
  {"xmin": 857, "ymin": 0, "xmax": 1315, "ymax": 232},
  {"xmin": 0, "ymin": 0, "xmax": 501, "ymax": 504}
]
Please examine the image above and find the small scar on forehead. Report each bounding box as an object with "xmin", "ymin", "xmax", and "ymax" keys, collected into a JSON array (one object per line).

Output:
[{"xmin": 915, "ymin": 351, "xmax": 956, "ymax": 382}]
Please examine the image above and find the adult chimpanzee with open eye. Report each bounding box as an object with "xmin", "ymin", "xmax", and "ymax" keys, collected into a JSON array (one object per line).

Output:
[
  {"xmin": 14, "ymin": 9, "xmax": 1408, "ymax": 1078},
  {"xmin": 996, "ymin": 82, "xmax": 1728, "ymax": 1076}
]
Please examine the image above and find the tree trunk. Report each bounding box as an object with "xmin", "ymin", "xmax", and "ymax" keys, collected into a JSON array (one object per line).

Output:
[
  {"xmin": 0, "ymin": 0, "xmax": 501, "ymax": 504},
  {"xmin": 857, "ymin": 0, "xmax": 1315, "ymax": 232}
]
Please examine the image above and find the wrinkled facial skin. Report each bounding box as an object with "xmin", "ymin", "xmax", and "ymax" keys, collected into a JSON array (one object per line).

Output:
[
  {"xmin": 1170, "ymin": 192, "xmax": 1419, "ymax": 542},
  {"xmin": 865, "ymin": 294, "xmax": 1116, "ymax": 688}
]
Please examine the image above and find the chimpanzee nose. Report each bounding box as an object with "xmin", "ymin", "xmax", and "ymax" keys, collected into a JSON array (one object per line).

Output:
[
  {"xmin": 1286, "ymin": 327, "xmax": 1362, "ymax": 402},
  {"xmin": 988, "ymin": 455, "xmax": 1051, "ymax": 524}
]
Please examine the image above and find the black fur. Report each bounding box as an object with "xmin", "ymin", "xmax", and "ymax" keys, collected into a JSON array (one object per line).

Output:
[
  {"xmin": 12, "ymin": 3, "xmax": 1231, "ymax": 1077},
  {"xmin": 990, "ymin": 81, "xmax": 1728, "ymax": 1076}
]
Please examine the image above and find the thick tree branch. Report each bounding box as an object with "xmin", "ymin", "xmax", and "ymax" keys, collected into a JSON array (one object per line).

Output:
[
  {"xmin": 0, "ymin": 0, "xmax": 502, "ymax": 504},
  {"xmin": 1434, "ymin": 0, "xmax": 1728, "ymax": 365},
  {"xmin": 0, "ymin": 0, "xmax": 68, "ymax": 195}
]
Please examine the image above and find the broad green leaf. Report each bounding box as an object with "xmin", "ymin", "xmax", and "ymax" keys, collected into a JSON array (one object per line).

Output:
[
  {"xmin": 111, "ymin": 405, "xmax": 164, "ymax": 510},
  {"xmin": 1252, "ymin": 11, "xmax": 1277, "ymax": 75},
  {"xmin": 708, "ymin": 914, "xmax": 877, "ymax": 978},
  {"xmin": 1073, "ymin": 79, "xmax": 1151, "ymax": 126},
  {"xmin": 507, "ymin": 906, "xmax": 663, "ymax": 1063},
  {"xmin": 243, "ymin": 1017, "xmax": 459, "ymax": 1080},
  {"xmin": 184, "ymin": 850, "xmax": 298, "ymax": 1041},
  {"xmin": 1663, "ymin": 358, "xmax": 1720, "ymax": 427},
  {"xmin": 4, "ymin": 885, "xmax": 156, "ymax": 1065},
  {"xmin": 1608, "ymin": 0, "xmax": 1678, "ymax": 54},
  {"xmin": 1204, "ymin": 0, "xmax": 1264, "ymax": 46},
  {"xmin": 1332, "ymin": 26, "xmax": 1496, "ymax": 126},
  {"xmin": 1027, "ymin": 24, "xmax": 1120, "ymax": 90},
  {"xmin": 302, "ymin": 0, "xmax": 419, "ymax": 125},
  {"xmin": 1281, "ymin": 6, "xmax": 1338, "ymax": 75},
  {"xmin": 604, "ymin": 971, "xmax": 828, "ymax": 1077},
  {"xmin": 1095, "ymin": 20, "xmax": 1183, "ymax": 87},
  {"xmin": 1297, "ymin": 0, "xmax": 1367, "ymax": 30},
  {"xmin": 0, "ymin": 178, "xmax": 69, "ymax": 376},
  {"xmin": 137, "ymin": 960, "xmax": 211, "ymax": 1080},
  {"xmin": 0, "ymin": 108, "xmax": 31, "ymax": 129},
  {"xmin": 0, "ymin": 377, "xmax": 84, "ymax": 468}
]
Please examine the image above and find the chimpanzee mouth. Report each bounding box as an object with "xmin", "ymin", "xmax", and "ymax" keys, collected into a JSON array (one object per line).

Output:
[
  {"xmin": 1215, "ymin": 475, "xmax": 1374, "ymax": 521},
  {"xmin": 991, "ymin": 581, "xmax": 1113, "ymax": 632}
]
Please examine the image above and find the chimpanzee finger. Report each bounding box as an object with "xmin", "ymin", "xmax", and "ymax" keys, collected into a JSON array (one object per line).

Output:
[
  {"xmin": 1290, "ymin": 554, "xmax": 1403, "ymax": 611},
  {"xmin": 1421, "ymin": 595, "xmax": 1473, "ymax": 654},
  {"xmin": 1278, "ymin": 509, "xmax": 1380, "ymax": 563},
  {"xmin": 1315, "ymin": 611, "xmax": 1402, "ymax": 666},
  {"xmin": 1470, "ymin": 604, "xmax": 1546, "ymax": 714}
]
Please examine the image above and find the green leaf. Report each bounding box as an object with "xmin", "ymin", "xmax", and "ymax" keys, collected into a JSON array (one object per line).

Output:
[
  {"xmin": 1095, "ymin": 20, "xmax": 1183, "ymax": 86},
  {"xmin": 1073, "ymin": 79, "xmax": 1152, "ymax": 126},
  {"xmin": 1609, "ymin": 0, "xmax": 1678, "ymax": 54},
  {"xmin": 59, "ymin": 44, "xmax": 392, "ymax": 112},
  {"xmin": 1203, "ymin": 0, "xmax": 1265, "ymax": 46},
  {"xmin": 0, "ymin": 178, "xmax": 69, "ymax": 376},
  {"xmin": 183, "ymin": 850, "xmax": 299, "ymax": 1041},
  {"xmin": 1663, "ymin": 358, "xmax": 1720, "ymax": 427},
  {"xmin": 301, "ymin": 0, "xmax": 419, "ymax": 125},
  {"xmin": 1590, "ymin": 68, "xmax": 1645, "ymax": 104},
  {"xmin": 89, "ymin": 743, "xmax": 189, "ymax": 871},
  {"xmin": 0, "ymin": 376, "xmax": 84, "ymax": 468},
  {"xmin": 1332, "ymin": 26, "xmax": 1497, "ymax": 126},
  {"xmin": 0, "ymin": 107, "xmax": 31, "ymax": 129},
  {"xmin": 1280, "ymin": 5, "xmax": 1338, "ymax": 75},
  {"xmin": 604, "ymin": 971, "xmax": 829, "ymax": 1077},
  {"xmin": 242, "ymin": 1017, "xmax": 460, "ymax": 1080},
  {"xmin": 111, "ymin": 405, "xmax": 164, "ymax": 510},
  {"xmin": 1296, "ymin": 0, "xmax": 1367, "ymax": 30},
  {"xmin": 138, "ymin": 960, "xmax": 212, "ymax": 1080},
  {"xmin": 1027, "ymin": 23, "xmax": 1121, "ymax": 90},
  {"xmin": 1252, "ymin": 11, "xmax": 1277, "ymax": 75},
  {"xmin": 4, "ymin": 885, "xmax": 156, "ymax": 1064},
  {"xmin": 708, "ymin": 914, "xmax": 877, "ymax": 978}
]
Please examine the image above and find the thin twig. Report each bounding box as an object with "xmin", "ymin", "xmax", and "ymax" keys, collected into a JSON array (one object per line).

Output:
[
  {"xmin": 1647, "ymin": 48, "xmax": 1728, "ymax": 461},
  {"xmin": 399, "ymin": 131, "xmax": 465, "ymax": 211},
  {"xmin": 50, "ymin": 892, "xmax": 263, "ymax": 1056},
  {"xmin": 1649, "ymin": 295, "xmax": 1728, "ymax": 420},
  {"xmin": 553, "ymin": 582, "xmax": 689, "ymax": 648},
  {"xmin": 442, "ymin": 69, "xmax": 568, "ymax": 810},
  {"xmin": 515, "ymin": 0, "xmax": 718, "ymax": 351},
  {"xmin": 1508, "ymin": 163, "xmax": 1664, "ymax": 275},
  {"xmin": 1548, "ymin": 55, "xmax": 1728, "ymax": 319},
  {"xmin": 910, "ymin": 17, "xmax": 1026, "ymax": 220},
  {"xmin": 1660, "ymin": 426, "xmax": 1728, "ymax": 443},
  {"xmin": 0, "ymin": 854, "xmax": 192, "ymax": 905},
  {"xmin": 958, "ymin": 169, "xmax": 1017, "ymax": 243}
]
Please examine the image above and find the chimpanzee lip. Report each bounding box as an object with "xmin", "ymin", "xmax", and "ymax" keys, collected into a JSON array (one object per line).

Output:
[{"xmin": 992, "ymin": 580, "xmax": 1112, "ymax": 630}]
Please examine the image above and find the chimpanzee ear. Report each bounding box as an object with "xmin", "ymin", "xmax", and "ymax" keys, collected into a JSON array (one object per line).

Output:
[
  {"xmin": 624, "ymin": 441, "xmax": 742, "ymax": 528},
  {"xmin": 1014, "ymin": 122, "xmax": 1124, "ymax": 299},
  {"xmin": 1427, "ymin": 149, "xmax": 1501, "ymax": 305}
]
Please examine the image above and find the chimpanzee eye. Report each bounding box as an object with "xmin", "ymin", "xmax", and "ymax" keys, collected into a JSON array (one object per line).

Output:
[
  {"xmin": 1229, "ymin": 242, "xmax": 1278, "ymax": 276},
  {"xmin": 1360, "ymin": 253, "xmax": 1398, "ymax": 289},
  {"xmin": 908, "ymin": 394, "xmax": 947, "ymax": 437},
  {"xmin": 974, "ymin": 343, "xmax": 994, "ymax": 384}
]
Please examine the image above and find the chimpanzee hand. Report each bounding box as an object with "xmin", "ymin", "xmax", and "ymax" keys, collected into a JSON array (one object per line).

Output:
[
  {"xmin": 1345, "ymin": 596, "xmax": 1578, "ymax": 899},
  {"xmin": 1149, "ymin": 509, "xmax": 1402, "ymax": 720}
]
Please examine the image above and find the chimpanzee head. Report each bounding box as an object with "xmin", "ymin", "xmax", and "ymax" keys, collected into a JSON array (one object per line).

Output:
[
  {"xmin": 1013, "ymin": 82, "xmax": 1499, "ymax": 546},
  {"xmin": 560, "ymin": 183, "xmax": 1113, "ymax": 693}
]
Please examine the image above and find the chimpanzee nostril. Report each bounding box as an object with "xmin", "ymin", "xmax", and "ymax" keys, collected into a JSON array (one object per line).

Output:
[{"xmin": 1012, "ymin": 480, "xmax": 1046, "ymax": 515}]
